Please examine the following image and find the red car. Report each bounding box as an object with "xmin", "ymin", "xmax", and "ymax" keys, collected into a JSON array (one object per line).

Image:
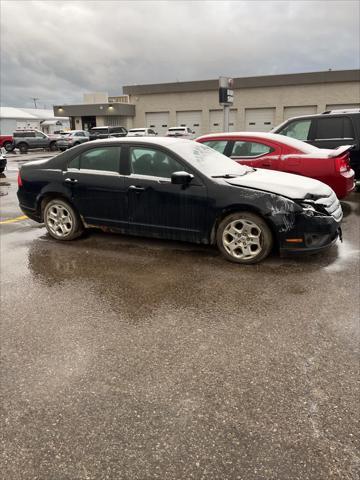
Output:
[
  {"xmin": 196, "ymin": 132, "xmax": 355, "ymax": 199},
  {"xmin": 0, "ymin": 135, "xmax": 14, "ymax": 151}
]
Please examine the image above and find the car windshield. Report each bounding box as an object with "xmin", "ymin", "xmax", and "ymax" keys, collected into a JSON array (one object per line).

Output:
[{"xmin": 170, "ymin": 141, "xmax": 251, "ymax": 177}]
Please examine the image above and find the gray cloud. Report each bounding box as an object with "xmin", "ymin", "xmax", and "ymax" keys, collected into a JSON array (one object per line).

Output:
[{"xmin": 1, "ymin": 0, "xmax": 359, "ymax": 107}]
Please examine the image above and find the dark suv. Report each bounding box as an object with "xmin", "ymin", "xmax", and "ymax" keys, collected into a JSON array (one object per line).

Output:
[
  {"xmin": 273, "ymin": 109, "xmax": 360, "ymax": 181},
  {"xmin": 13, "ymin": 130, "xmax": 58, "ymax": 154},
  {"xmin": 89, "ymin": 126, "xmax": 127, "ymax": 141}
]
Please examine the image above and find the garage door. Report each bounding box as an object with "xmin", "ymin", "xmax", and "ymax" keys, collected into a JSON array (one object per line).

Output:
[
  {"xmin": 283, "ymin": 106, "xmax": 317, "ymax": 120},
  {"xmin": 325, "ymin": 103, "xmax": 360, "ymax": 111},
  {"xmin": 209, "ymin": 109, "xmax": 237, "ymax": 133},
  {"xmin": 245, "ymin": 108, "xmax": 275, "ymax": 132},
  {"xmin": 176, "ymin": 111, "xmax": 202, "ymax": 136},
  {"xmin": 145, "ymin": 112, "xmax": 169, "ymax": 136}
]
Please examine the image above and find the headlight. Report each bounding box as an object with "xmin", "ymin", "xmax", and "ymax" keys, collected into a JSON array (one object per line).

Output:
[{"xmin": 300, "ymin": 203, "xmax": 316, "ymax": 216}]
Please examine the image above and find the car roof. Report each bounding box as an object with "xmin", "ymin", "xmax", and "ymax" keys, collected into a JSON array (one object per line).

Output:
[
  {"xmin": 196, "ymin": 131, "xmax": 320, "ymax": 153},
  {"xmin": 90, "ymin": 136, "xmax": 193, "ymax": 147}
]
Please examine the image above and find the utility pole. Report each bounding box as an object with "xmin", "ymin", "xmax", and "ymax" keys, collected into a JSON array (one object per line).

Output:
[{"xmin": 32, "ymin": 98, "xmax": 39, "ymax": 109}]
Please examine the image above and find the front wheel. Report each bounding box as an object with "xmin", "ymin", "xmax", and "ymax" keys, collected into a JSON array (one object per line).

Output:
[
  {"xmin": 4, "ymin": 142, "xmax": 14, "ymax": 152},
  {"xmin": 216, "ymin": 212, "xmax": 273, "ymax": 264},
  {"xmin": 44, "ymin": 198, "xmax": 84, "ymax": 241}
]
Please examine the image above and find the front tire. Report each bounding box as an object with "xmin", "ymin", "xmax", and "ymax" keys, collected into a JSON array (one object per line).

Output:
[
  {"xmin": 44, "ymin": 198, "xmax": 84, "ymax": 241},
  {"xmin": 4, "ymin": 142, "xmax": 14, "ymax": 152},
  {"xmin": 216, "ymin": 212, "xmax": 273, "ymax": 264}
]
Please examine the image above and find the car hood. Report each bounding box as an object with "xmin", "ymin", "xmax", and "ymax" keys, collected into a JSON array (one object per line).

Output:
[{"xmin": 225, "ymin": 168, "xmax": 333, "ymax": 199}]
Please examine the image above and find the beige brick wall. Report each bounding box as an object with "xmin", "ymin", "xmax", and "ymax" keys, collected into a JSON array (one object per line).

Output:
[{"xmin": 129, "ymin": 81, "xmax": 360, "ymax": 133}]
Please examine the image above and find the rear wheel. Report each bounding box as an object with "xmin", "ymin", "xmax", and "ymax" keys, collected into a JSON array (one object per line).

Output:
[
  {"xmin": 216, "ymin": 211, "xmax": 273, "ymax": 264},
  {"xmin": 49, "ymin": 142, "xmax": 58, "ymax": 151},
  {"xmin": 44, "ymin": 198, "xmax": 84, "ymax": 241},
  {"xmin": 18, "ymin": 143, "xmax": 28, "ymax": 154}
]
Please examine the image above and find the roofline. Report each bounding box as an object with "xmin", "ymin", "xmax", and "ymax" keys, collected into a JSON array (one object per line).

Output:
[{"xmin": 123, "ymin": 69, "xmax": 360, "ymax": 96}]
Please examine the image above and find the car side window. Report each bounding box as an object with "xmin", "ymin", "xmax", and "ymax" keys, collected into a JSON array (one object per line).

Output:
[
  {"xmin": 35, "ymin": 131, "xmax": 46, "ymax": 138},
  {"xmin": 68, "ymin": 146, "xmax": 121, "ymax": 172},
  {"xmin": 315, "ymin": 117, "xmax": 343, "ymax": 139},
  {"xmin": 279, "ymin": 119, "xmax": 311, "ymax": 141},
  {"xmin": 202, "ymin": 140, "xmax": 228, "ymax": 154},
  {"xmin": 315, "ymin": 117, "xmax": 355, "ymax": 140},
  {"xmin": 75, "ymin": 132, "xmax": 84, "ymax": 137},
  {"xmin": 231, "ymin": 141, "xmax": 272, "ymax": 157},
  {"xmin": 130, "ymin": 147, "xmax": 185, "ymax": 178}
]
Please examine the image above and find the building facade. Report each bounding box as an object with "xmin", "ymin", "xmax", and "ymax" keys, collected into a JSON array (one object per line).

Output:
[
  {"xmin": 0, "ymin": 107, "xmax": 70, "ymax": 135},
  {"xmin": 54, "ymin": 70, "xmax": 360, "ymax": 136}
]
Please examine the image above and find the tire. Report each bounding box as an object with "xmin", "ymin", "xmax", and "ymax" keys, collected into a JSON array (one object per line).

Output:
[
  {"xmin": 216, "ymin": 211, "xmax": 273, "ymax": 264},
  {"xmin": 73, "ymin": 142, "xmax": 80, "ymax": 146},
  {"xmin": 49, "ymin": 142, "xmax": 58, "ymax": 151},
  {"xmin": 18, "ymin": 143, "xmax": 28, "ymax": 154},
  {"xmin": 4, "ymin": 142, "xmax": 14, "ymax": 152},
  {"xmin": 43, "ymin": 198, "xmax": 84, "ymax": 241},
  {"xmin": 0, "ymin": 168, "xmax": 4, "ymax": 174}
]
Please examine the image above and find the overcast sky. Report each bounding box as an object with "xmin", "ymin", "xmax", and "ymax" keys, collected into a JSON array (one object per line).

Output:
[{"xmin": 1, "ymin": 0, "xmax": 359, "ymax": 108}]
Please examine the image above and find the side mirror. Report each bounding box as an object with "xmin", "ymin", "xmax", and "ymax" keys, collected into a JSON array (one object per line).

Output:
[{"xmin": 171, "ymin": 171, "xmax": 194, "ymax": 185}]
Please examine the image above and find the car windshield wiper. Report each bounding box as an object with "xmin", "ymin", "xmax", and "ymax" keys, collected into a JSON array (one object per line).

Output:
[{"xmin": 212, "ymin": 169, "xmax": 255, "ymax": 179}]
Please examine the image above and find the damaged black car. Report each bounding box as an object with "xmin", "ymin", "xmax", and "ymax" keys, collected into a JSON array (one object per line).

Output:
[{"xmin": 17, "ymin": 138, "xmax": 342, "ymax": 264}]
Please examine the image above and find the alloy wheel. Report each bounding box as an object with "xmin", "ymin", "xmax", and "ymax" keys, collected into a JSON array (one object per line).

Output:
[
  {"xmin": 222, "ymin": 219, "xmax": 262, "ymax": 260},
  {"xmin": 46, "ymin": 204, "xmax": 73, "ymax": 238}
]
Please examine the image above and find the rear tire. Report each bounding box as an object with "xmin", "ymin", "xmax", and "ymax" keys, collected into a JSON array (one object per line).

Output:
[
  {"xmin": 43, "ymin": 198, "xmax": 84, "ymax": 241},
  {"xmin": 216, "ymin": 211, "xmax": 273, "ymax": 264},
  {"xmin": 49, "ymin": 142, "xmax": 58, "ymax": 151},
  {"xmin": 18, "ymin": 143, "xmax": 28, "ymax": 154}
]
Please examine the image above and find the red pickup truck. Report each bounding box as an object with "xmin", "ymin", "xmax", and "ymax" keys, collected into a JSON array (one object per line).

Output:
[{"xmin": 0, "ymin": 135, "xmax": 14, "ymax": 151}]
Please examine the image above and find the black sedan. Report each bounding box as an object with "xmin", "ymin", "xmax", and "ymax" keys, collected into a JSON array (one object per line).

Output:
[{"xmin": 17, "ymin": 138, "xmax": 343, "ymax": 264}]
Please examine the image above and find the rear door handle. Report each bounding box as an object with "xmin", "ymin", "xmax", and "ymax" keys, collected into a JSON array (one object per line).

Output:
[
  {"xmin": 64, "ymin": 178, "xmax": 78, "ymax": 184},
  {"xmin": 128, "ymin": 185, "xmax": 145, "ymax": 192}
]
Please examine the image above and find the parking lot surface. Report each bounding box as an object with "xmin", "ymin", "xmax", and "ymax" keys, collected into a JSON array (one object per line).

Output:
[{"xmin": 1, "ymin": 152, "xmax": 359, "ymax": 479}]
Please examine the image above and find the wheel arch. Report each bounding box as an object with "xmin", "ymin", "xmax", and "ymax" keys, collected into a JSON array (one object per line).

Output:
[
  {"xmin": 37, "ymin": 191, "xmax": 77, "ymax": 221},
  {"xmin": 210, "ymin": 204, "xmax": 278, "ymax": 247}
]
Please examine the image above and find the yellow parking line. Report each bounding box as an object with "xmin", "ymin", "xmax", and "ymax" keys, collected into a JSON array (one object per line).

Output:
[{"xmin": 0, "ymin": 215, "xmax": 28, "ymax": 225}]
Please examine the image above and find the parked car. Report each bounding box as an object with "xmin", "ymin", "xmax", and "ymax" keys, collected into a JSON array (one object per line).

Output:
[
  {"xmin": 12, "ymin": 129, "xmax": 59, "ymax": 154},
  {"xmin": 56, "ymin": 130, "xmax": 90, "ymax": 151},
  {"xmin": 0, "ymin": 135, "xmax": 14, "ymax": 152},
  {"xmin": 196, "ymin": 132, "xmax": 355, "ymax": 199},
  {"xmin": 89, "ymin": 126, "xmax": 127, "ymax": 141},
  {"xmin": 127, "ymin": 128, "xmax": 157, "ymax": 137},
  {"xmin": 17, "ymin": 138, "xmax": 342, "ymax": 264},
  {"xmin": 166, "ymin": 127, "xmax": 195, "ymax": 139},
  {"xmin": 272, "ymin": 109, "xmax": 360, "ymax": 182},
  {"xmin": 0, "ymin": 148, "xmax": 7, "ymax": 173}
]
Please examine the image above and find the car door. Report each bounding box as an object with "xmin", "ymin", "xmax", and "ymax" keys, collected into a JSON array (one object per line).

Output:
[
  {"xmin": 123, "ymin": 145, "xmax": 210, "ymax": 242},
  {"xmin": 35, "ymin": 131, "xmax": 48, "ymax": 148},
  {"xmin": 229, "ymin": 139, "xmax": 280, "ymax": 169},
  {"xmin": 63, "ymin": 145, "xmax": 128, "ymax": 228}
]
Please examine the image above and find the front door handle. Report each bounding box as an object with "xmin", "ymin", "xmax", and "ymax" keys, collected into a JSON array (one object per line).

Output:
[
  {"xmin": 128, "ymin": 185, "xmax": 145, "ymax": 192},
  {"xmin": 64, "ymin": 178, "xmax": 78, "ymax": 184}
]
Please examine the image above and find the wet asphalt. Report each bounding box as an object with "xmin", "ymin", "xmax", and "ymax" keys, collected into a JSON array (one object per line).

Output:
[{"xmin": 1, "ymin": 151, "xmax": 359, "ymax": 480}]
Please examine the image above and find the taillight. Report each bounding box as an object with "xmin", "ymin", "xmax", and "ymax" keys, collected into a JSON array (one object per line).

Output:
[
  {"xmin": 335, "ymin": 155, "xmax": 350, "ymax": 173},
  {"xmin": 17, "ymin": 171, "xmax": 23, "ymax": 187}
]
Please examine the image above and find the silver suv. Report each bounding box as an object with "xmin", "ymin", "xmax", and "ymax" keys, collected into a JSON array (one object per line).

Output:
[
  {"xmin": 13, "ymin": 130, "xmax": 59, "ymax": 154},
  {"xmin": 56, "ymin": 130, "xmax": 90, "ymax": 151}
]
